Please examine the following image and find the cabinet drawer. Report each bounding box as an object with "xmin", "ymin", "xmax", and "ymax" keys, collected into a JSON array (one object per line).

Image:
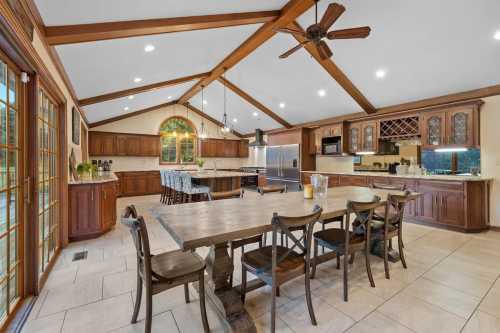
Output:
[
  {"xmin": 339, "ymin": 175, "xmax": 368, "ymax": 187},
  {"xmin": 418, "ymin": 180, "xmax": 464, "ymax": 192}
]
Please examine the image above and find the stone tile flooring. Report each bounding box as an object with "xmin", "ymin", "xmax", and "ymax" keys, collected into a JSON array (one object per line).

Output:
[{"xmin": 22, "ymin": 193, "xmax": 500, "ymax": 333}]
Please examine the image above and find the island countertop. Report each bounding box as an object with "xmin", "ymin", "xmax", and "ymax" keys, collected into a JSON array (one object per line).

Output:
[
  {"xmin": 301, "ymin": 170, "xmax": 492, "ymax": 182},
  {"xmin": 69, "ymin": 172, "xmax": 119, "ymax": 185},
  {"xmin": 187, "ymin": 170, "xmax": 258, "ymax": 179}
]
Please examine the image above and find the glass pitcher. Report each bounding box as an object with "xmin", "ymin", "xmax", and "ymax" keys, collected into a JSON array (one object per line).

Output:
[{"xmin": 310, "ymin": 174, "xmax": 329, "ymax": 199}]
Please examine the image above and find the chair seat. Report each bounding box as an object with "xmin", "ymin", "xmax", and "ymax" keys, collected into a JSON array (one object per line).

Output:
[
  {"xmin": 186, "ymin": 185, "xmax": 210, "ymax": 195},
  {"xmin": 313, "ymin": 228, "xmax": 364, "ymax": 254},
  {"xmin": 151, "ymin": 250, "xmax": 205, "ymax": 281},
  {"xmin": 242, "ymin": 246, "xmax": 304, "ymax": 275}
]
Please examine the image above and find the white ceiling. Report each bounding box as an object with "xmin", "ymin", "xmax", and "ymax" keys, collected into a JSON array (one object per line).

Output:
[
  {"xmin": 83, "ymin": 81, "xmax": 195, "ymax": 123},
  {"xmin": 55, "ymin": 24, "xmax": 262, "ymax": 99},
  {"xmin": 35, "ymin": 0, "xmax": 288, "ymax": 25},
  {"xmin": 190, "ymin": 81, "xmax": 281, "ymax": 134},
  {"xmin": 34, "ymin": 0, "xmax": 500, "ymax": 129}
]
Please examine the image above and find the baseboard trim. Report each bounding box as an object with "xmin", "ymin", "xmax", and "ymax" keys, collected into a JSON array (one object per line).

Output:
[{"xmin": 489, "ymin": 226, "xmax": 500, "ymax": 232}]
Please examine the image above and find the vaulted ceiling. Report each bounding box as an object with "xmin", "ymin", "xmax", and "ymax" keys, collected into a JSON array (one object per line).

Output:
[{"xmin": 34, "ymin": 0, "xmax": 500, "ymax": 132}]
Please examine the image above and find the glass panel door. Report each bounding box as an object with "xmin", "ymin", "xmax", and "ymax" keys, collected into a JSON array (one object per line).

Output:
[
  {"xmin": 37, "ymin": 89, "xmax": 59, "ymax": 276},
  {"xmin": 0, "ymin": 59, "xmax": 20, "ymax": 323}
]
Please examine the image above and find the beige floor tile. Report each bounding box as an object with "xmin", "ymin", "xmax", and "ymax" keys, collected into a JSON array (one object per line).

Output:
[
  {"xmin": 462, "ymin": 311, "xmax": 500, "ymax": 333},
  {"xmin": 404, "ymin": 278, "xmax": 480, "ymax": 318},
  {"xmin": 21, "ymin": 311, "xmax": 66, "ymax": 333},
  {"xmin": 103, "ymin": 270, "xmax": 138, "ymax": 299},
  {"xmin": 479, "ymin": 287, "xmax": 500, "ymax": 318},
  {"xmin": 276, "ymin": 296, "xmax": 355, "ymax": 333},
  {"xmin": 243, "ymin": 285, "xmax": 291, "ymax": 318},
  {"xmin": 27, "ymin": 288, "xmax": 49, "ymax": 321},
  {"xmin": 171, "ymin": 298, "xmax": 226, "ymax": 333},
  {"xmin": 110, "ymin": 311, "xmax": 179, "ymax": 333},
  {"xmin": 75, "ymin": 256, "xmax": 126, "ymax": 282},
  {"xmin": 378, "ymin": 292, "xmax": 466, "ymax": 333},
  {"xmin": 42, "ymin": 265, "xmax": 77, "ymax": 290},
  {"xmin": 424, "ymin": 264, "xmax": 493, "ymax": 298},
  {"xmin": 254, "ymin": 313, "xmax": 294, "ymax": 333},
  {"xmin": 345, "ymin": 311, "xmax": 414, "ymax": 333},
  {"xmin": 361, "ymin": 275, "xmax": 408, "ymax": 300},
  {"xmin": 388, "ymin": 261, "xmax": 427, "ymax": 284},
  {"xmin": 38, "ymin": 278, "xmax": 103, "ymax": 317},
  {"xmin": 279, "ymin": 275, "xmax": 325, "ymax": 299},
  {"xmin": 61, "ymin": 293, "xmax": 133, "ymax": 333}
]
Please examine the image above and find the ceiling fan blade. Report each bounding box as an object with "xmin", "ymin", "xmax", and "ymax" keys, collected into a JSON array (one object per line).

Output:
[
  {"xmin": 275, "ymin": 28, "xmax": 306, "ymax": 37},
  {"xmin": 316, "ymin": 41, "xmax": 333, "ymax": 60},
  {"xmin": 279, "ymin": 41, "xmax": 309, "ymax": 59},
  {"xmin": 319, "ymin": 3, "xmax": 345, "ymax": 31},
  {"xmin": 327, "ymin": 26, "xmax": 371, "ymax": 40}
]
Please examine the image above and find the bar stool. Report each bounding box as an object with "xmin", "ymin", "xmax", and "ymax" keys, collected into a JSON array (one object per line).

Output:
[
  {"xmin": 160, "ymin": 170, "xmax": 168, "ymax": 204},
  {"xmin": 181, "ymin": 173, "xmax": 210, "ymax": 203}
]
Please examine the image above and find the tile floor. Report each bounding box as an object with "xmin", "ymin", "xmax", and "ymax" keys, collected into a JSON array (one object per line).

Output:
[{"xmin": 22, "ymin": 193, "xmax": 500, "ymax": 333}]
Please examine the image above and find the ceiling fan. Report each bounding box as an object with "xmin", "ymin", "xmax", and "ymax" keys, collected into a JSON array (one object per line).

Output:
[{"xmin": 276, "ymin": 1, "xmax": 371, "ymax": 60}]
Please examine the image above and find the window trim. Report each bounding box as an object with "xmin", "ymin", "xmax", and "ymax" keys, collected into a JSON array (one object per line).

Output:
[{"xmin": 158, "ymin": 116, "xmax": 198, "ymax": 165}]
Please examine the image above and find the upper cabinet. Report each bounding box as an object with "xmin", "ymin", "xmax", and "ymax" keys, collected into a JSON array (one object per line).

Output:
[
  {"xmin": 198, "ymin": 138, "xmax": 249, "ymax": 158},
  {"xmin": 89, "ymin": 131, "xmax": 160, "ymax": 157},
  {"xmin": 348, "ymin": 120, "xmax": 378, "ymax": 154},
  {"xmin": 311, "ymin": 122, "xmax": 348, "ymax": 155},
  {"xmin": 421, "ymin": 102, "xmax": 481, "ymax": 149}
]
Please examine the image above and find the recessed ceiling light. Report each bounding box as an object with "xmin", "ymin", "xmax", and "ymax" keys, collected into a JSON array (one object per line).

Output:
[
  {"xmin": 133, "ymin": 77, "xmax": 142, "ymax": 83},
  {"xmin": 124, "ymin": 107, "xmax": 129, "ymax": 111},
  {"xmin": 375, "ymin": 69, "xmax": 387, "ymax": 79},
  {"xmin": 144, "ymin": 44, "xmax": 155, "ymax": 52},
  {"xmin": 167, "ymin": 96, "xmax": 172, "ymax": 99},
  {"xmin": 495, "ymin": 30, "xmax": 500, "ymax": 40},
  {"xmin": 252, "ymin": 111, "xmax": 258, "ymax": 117},
  {"xmin": 279, "ymin": 102, "xmax": 286, "ymax": 109},
  {"xmin": 203, "ymin": 99, "xmax": 208, "ymax": 105},
  {"xmin": 128, "ymin": 95, "xmax": 134, "ymax": 100},
  {"xmin": 317, "ymin": 89, "xmax": 326, "ymax": 97},
  {"xmin": 233, "ymin": 118, "xmax": 238, "ymax": 123}
]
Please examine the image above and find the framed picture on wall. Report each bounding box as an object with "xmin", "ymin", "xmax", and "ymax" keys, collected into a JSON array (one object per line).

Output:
[{"xmin": 72, "ymin": 107, "xmax": 80, "ymax": 145}]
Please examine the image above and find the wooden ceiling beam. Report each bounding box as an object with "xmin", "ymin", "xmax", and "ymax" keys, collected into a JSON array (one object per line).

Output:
[
  {"xmin": 288, "ymin": 21, "xmax": 376, "ymax": 114},
  {"xmin": 178, "ymin": 0, "xmax": 316, "ymax": 104},
  {"xmin": 217, "ymin": 76, "xmax": 292, "ymax": 128},
  {"xmin": 79, "ymin": 72, "xmax": 209, "ymax": 106},
  {"xmin": 183, "ymin": 103, "xmax": 244, "ymax": 138},
  {"xmin": 45, "ymin": 11, "xmax": 281, "ymax": 45}
]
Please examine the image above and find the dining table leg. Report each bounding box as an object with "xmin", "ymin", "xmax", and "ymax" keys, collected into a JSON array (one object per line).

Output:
[{"xmin": 203, "ymin": 242, "xmax": 257, "ymax": 333}]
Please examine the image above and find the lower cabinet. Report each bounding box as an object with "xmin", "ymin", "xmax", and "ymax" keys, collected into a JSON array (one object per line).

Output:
[
  {"xmin": 69, "ymin": 180, "xmax": 118, "ymax": 241},
  {"xmin": 115, "ymin": 171, "xmax": 162, "ymax": 197}
]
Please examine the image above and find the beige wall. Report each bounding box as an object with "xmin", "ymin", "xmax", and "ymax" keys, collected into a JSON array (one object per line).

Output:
[
  {"xmin": 480, "ymin": 95, "xmax": 500, "ymax": 226},
  {"xmin": 316, "ymin": 156, "xmax": 354, "ymax": 173},
  {"xmin": 30, "ymin": 29, "xmax": 87, "ymax": 165},
  {"xmin": 360, "ymin": 145, "xmax": 419, "ymax": 166},
  {"xmin": 91, "ymin": 103, "xmax": 265, "ymax": 171}
]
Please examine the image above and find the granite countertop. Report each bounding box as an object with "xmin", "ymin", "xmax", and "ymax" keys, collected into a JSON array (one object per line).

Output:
[
  {"xmin": 187, "ymin": 171, "xmax": 258, "ymax": 179},
  {"xmin": 301, "ymin": 170, "xmax": 492, "ymax": 182},
  {"xmin": 69, "ymin": 172, "xmax": 119, "ymax": 185}
]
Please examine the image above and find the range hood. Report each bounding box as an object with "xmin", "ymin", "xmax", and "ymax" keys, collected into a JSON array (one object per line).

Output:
[{"xmin": 249, "ymin": 129, "xmax": 267, "ymax": 147}]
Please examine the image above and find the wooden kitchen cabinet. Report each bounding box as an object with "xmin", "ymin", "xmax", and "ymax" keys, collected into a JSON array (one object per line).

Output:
[
  {"xmin": 115, "ymin": 171, "xmax": 162, "ymax": 197},
  {"xmin": 199, "ymin": 138, "xmax": 248, "ymax": 158},
  {"xmin": 238, "ymin": 140, "xmax": 249, "ymax": 158},
  {"xmin": 421, "ymin": 101, "xmax": 481, "ymax": 149},
  {"xmin": 89, "ymin": 131, "xmax": 160, "ymax": 156},
  {"xmin": 361, "ymin": 121, "xmax": 378, "ymax": 152},
  {"xmin": 69, "ymin": 179, "xmax": 118, "ymax": 241},
  {"xmin": 348, "ymin": 123, "xmax": 362, "ymax": 154}
]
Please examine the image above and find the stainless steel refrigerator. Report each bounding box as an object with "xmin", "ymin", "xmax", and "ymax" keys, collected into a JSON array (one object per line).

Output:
[{"xmin": 266, "ymin": 144, "xmax": 301, "ymax": 185}]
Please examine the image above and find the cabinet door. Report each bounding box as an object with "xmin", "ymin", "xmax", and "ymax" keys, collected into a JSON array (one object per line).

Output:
[
  {"xmin": 447, "ymin": 108, "xmax": 474, "ymax": 147},
  {"xmin": 238, "ymin": 140, "xmax": 249, "ymax": 157},
  {"xmin": 361, "ymin": 121, "xmax": 377, "ymax": 152},
  {"xmin": 215, "ymin": 140, "xmax": 225, "ymax": 157},
  {"xmin": 315, "ymin": 129, "xmax": 322, "ymax": 154},
  {"xmin": 69, "ymin": 185, "xmax": 100, "ymax": 238},
  {"xmin": 100, "ymin": 182, "xmax": 117, "ymax": 230},
  {"xmin": 349, "ymin": 124, "xmax": 361, "ymax": 153},
  {"xmin": 439, "ymin": 191, "xmax": 465, "ymax": 226},
  {"xmin": 421, "ymin": 111, "xmax": 446, "ymax": 148},
  {"xmin": 140, "ymin": 136, "xmax": 160, "ymax": 156},
  {"xmin": 416, "ymin": 184, "xmax": 439, "ymax": 223}
]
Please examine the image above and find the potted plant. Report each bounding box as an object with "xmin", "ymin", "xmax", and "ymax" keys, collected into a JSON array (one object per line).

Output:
[
  {"xmin": 196, "ymin": 158, "xmax": 205, "ymax": 171},
  {"xmin": 76, "ymin": 162, "xmax": 94, "ymax": 180}
]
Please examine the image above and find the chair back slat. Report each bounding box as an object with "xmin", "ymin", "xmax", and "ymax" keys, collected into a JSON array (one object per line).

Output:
[
  {"xmin": 385, "ymin": 190, "xmax": 412, "ymax": 226},
  {"xmin": 121, "ymin": 206, "xmax": 152, "ymax": 282},
  {"xmin": 344, "ymin": 196, "xmax": 381, "ymax": 248}
]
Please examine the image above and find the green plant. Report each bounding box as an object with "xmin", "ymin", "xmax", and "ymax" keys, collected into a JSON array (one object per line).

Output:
[
  {"xmin": 196, "ymin": 158, "xmax": 205, "ymax": 168},
  {"xmin": 76, "ymin": 162, "xmax": 93, "ymax": 176}
]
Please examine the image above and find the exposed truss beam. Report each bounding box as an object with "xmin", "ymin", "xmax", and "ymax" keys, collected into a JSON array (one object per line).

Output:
[
  {"xmin": 288, "ymin": 21, "xmax": 376, "ymax": 114},
  {"xmin": 88, "ymin": 101, "xmax": 178, "ymax": 128},
  {"xmin": 183, "ymin": 103, "xmax": 243, "ymax": 138},
  {"xmin": 45, "ymin": 11, "xmax": 281, "ymax": 45},
  {"xmin": 178, "ymin": 0, "xmax": 316, "ymax": 104},
  {"xmin": 217, "ymin": 76, "xmax": 292, "ymax": 128},
  {"xmin": 79, "ymin": 72, "xmax": 209, "ymax": 106}
]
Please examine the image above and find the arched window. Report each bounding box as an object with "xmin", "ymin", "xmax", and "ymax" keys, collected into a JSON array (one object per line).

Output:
[{"xmin": 159, "ymin": 117, "xmax": 197, "ymax": 164}]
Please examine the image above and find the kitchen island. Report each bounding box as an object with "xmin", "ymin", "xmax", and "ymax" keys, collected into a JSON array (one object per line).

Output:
[
  {"xmin": 189, "ymin": 170, "xmax": 258, "ymax": 192},
  {"xmin": 302, "ymin": 171, "xmax": 492, "ymax": 233}
]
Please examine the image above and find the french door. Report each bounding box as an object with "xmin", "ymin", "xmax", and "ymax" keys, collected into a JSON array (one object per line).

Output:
[{"xmin": 0, "ymin": 54, "xmax": 22, "ymax": 323}]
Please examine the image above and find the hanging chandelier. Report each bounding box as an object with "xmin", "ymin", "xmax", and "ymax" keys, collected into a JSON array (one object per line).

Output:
[
  {"xmin": 221, "ymin": 68, "xmax": 231, "ymax": 134},
  {"xmin": 184, "ymin": 103, "xmax": 190, "ymax": 138},
  {"xmin": 199, "ymin": 85, "xmax": 207, "ymax": 139}
]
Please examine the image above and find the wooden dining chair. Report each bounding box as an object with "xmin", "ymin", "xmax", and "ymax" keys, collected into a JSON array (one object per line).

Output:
[
  {"xmin": 122, "ymin": 205, "xmax": 209, "ymax": 333},
  {"xmin": 207, "ymin": 188, "xmax": 262, "ymax": 287},
  {"xmin": 240, "ymin": 206, "xmax": 323, "ymax": 333},
  {"xmin": 371, "ymin": 191, "xmax": 412, "ymax": 279},
  {"xmin": 311, "ymin": 196, "xmax": 381, "ymax": 302}
]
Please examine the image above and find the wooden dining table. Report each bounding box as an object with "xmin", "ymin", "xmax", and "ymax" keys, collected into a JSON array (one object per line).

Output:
[{"xmin": 151, "ymin": 186, "xmax": 420, "ymax": 332}]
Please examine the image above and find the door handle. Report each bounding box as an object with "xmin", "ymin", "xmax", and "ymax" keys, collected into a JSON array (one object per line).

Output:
[
  {"xmin": 91, "ymin": 190, "xmax": 94, "ymax": 201},
  {"xmin": 25, "ymin": 177, "xmax": 31, "ymax": 204}
]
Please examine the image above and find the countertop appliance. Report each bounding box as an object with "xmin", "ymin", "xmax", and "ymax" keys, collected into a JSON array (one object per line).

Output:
[
  {"xmin": 378, "ymin": 140, "xmax": 399, "ymax": 155},
  {"xmin": 321, "ymin": 136, "xmax": 342, "ymax": 155},
  {"xmin": 266, "ymin": 144, "xmax": 300, "ymax": 185}
]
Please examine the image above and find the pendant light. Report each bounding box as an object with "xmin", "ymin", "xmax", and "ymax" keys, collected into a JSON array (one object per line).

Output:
[
  {"xmin": 184, "ymin": 103, "xmax": 190, "ymax": 138},
  {"xmin": 221, "ymin": 68, "xmax": 231, "ymax": 134},
  {"xmin": 199, "ymin": 85, "xmax": 207, "ymax": 139}
]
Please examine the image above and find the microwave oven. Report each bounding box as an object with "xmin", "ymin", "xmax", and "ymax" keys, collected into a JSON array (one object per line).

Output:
[{"xmin": 322, "ymin": 142, "xmax": 341, "ymax": 155}]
